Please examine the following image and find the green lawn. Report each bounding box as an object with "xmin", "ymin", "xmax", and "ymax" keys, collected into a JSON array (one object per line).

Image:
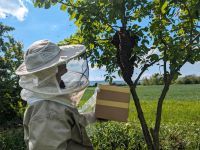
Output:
[
  {"xmin": 136, "ymin": 84, "xmax": 200, "ymax": 101},
  {"xmin": 1, "ymin": 84, "xmax": 200, "ymax": 150},
  {"xmin": 80, "ymin": 84, "xmax": 200, "ymax": 125},
  {"xmin": 128, "ymin": 100, "xmax": 200, "ymax": 125},
  {"xmin": 81, "ymin": 84, "xmax": 200, "ymax": 102}
]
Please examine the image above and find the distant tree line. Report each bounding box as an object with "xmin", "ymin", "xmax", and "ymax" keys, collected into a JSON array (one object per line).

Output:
[
  {"xmin": 142, "ymin": 74, "xmax": 200, "ymax": 85},
  {"xmin": 90, "ymin": 74, "xmax": 200, "ymax": 87},
  {"xmin": 176, "ymin": 75, "xmax": 200, "ymax": 84}
]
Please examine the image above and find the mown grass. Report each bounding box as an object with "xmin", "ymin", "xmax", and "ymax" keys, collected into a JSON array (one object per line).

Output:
[
  {"xmin": 82, "ymin": 84, "xmax": 200, "ymax": 102},
  {"xmin": 136, "ymin": 84, "xmax": 200, "ymax": 101},
  {"xmin": 128, "ymin": 100, "xmax": 200, "ymax": 125}
]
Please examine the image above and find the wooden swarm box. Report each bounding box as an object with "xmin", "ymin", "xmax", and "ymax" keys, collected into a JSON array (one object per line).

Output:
[{"xmin": 95, "ymin": 85, "xmax": 130, "ymax": 122}]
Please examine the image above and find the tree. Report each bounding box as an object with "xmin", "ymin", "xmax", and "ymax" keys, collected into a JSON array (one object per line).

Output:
[
  {"xmin": 0, "ymin": 23, "xmax": 24, "ymax": 127},
  {"xmin": 34, "ymin": 0, "xmax": 200, "ymax": 149},
  {"xmin": 142, "ymin": 73, "xmax": 164, "ymax": 85}
]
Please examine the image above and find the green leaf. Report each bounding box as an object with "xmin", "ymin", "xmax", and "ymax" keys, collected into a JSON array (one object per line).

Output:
[
  {"xmin": 74, "ymin": 19, "xmax": 81, "ymax": 27},
  {"xmin": 89, "ymin": 43, "xmax": 95, "ymax": 49},
  {"xmin": 60, "ymin": 4, "xmax": 67, "ymax": 11},
  {"xmin": 44, "ymin": 2, "xmax": 51, "ymax": 9},
  {"xmin": 91, "ymin": 63, "xmax": 94, "ymax": 68},
  {"xmin": 69, "ymin": 12, "xmax": 77, "ymax": 20},
  {"xmin": 150, "ymin": 54, "xmax": 159, "ymax": 61},
  {"xmin": 161, "ymin": 1, "xmax": 168, "ymax": 14},
  {"xmin": 52, "ymin": 0, "xmax": 58, "ymax": 3}
]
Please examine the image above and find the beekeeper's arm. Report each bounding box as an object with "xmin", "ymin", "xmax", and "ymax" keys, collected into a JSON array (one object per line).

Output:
[
  {"xmin": 81, "ymin": 112, "xmax": 97, "ymax": 125},
  {"xmin": 79, "ymin": 87, "xmax": 100, "ymax": 125}
]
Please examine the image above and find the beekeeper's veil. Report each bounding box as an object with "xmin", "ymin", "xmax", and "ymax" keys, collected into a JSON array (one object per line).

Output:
[{"xmin": 16, "ymin": 40, "xmax": 89, "ymax": 106}]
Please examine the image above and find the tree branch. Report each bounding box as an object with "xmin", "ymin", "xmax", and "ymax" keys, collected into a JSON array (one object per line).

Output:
[
  {"xmin": 98, "ymin": 38, "xmax": 110, "ymax": 41},
  {"xmin": 160, "ymin": 38, "xmax": 168, "ymax": 83},
  {"xmin": 121, "ymin": 0, "xmax": 127, "ymax": 28},
  {"xmin": 184, "ymin": 33, "xmax": 200, "ymax": 49},
  {"xmin": 134, "ymin": 59, "xmax": 161, "ymax": 86},
  {"xmin": 105, "ymin": 23, "xmax": 118, "ymax": 31},
  {"xmin": 112, "ymin": 25, "xmax": 121, "ymax": 28},
  {"xmin": 59, "ymin": 1, "xmax": 79, "ymax": 8},
  {"xmin": 129, "ymin": 85, "xmax": 154, "ymax": 149},
  {"xmin": 175, "ymin": 32, "xmax": 200, "ymax": 73},
  {"xmin": 152, "ymin": 2, "xmax": 170, "ymax": 149},
  {"xmin": 59, "ymin": 0, "xmax": 119, "ymax": 32},
  {"xmin": 185, "ymin": 4, "xmax": 193, "ymax": 50},
  {"xmin": 154, "ymin": 82, "xmax": 171, "ymax": 149}
]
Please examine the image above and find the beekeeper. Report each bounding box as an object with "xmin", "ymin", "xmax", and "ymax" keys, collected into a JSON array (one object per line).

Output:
[{"xmin": 15, "ymin": 40, "xmax": 95, "ymax": 150}]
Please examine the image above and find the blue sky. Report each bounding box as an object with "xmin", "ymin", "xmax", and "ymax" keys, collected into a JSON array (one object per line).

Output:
[{"xmin": 0, "ymin": 0, "xmax": 200, "ymax": 81}]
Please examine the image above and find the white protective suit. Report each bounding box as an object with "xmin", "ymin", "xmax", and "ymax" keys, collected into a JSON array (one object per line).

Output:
[{"xmin": 16, "ymin": 40, "xmax": 96, "ymax": 150}]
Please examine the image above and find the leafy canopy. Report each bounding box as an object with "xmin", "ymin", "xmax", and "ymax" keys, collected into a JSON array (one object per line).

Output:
[
  {"xmin": 34, "ymin": 0, "xmax": 200, "ymax": 82},
  {"xmin": 0, "ymin": 23, "xmax": 24, "ymax": 126},
  {"xmin": 33, "ymin": 1, "xmax": 199, "ymax": 149}
]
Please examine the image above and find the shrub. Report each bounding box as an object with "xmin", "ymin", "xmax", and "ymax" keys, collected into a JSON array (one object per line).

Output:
[
  {"xmin": 87, "ymin": 122, "xmax": 200, "ymax": 150},
  {"xmin": 176, "ymin": 75, "xmax": 200, "ymax": 84},
  {"xmin": 87, "ymin": 122, "xmax": 146, "ymax": 150},
  {"xmin": 1, "ymin": 122, "xmax": 199, "ymax": 150},
  {"xmin": 142, "ymin": 74, "xmax": 200, "ymax": 85},
  {"xmin": 142, "ymin": 73, "xmax": 164, "ymax": 86},
  {"xmin": 0, "ymin": 128, "xmax": 25, "ymax": 150},
  {"xmin": 0, "ymin": 23, "xmax": 25, "ymax": 128}
]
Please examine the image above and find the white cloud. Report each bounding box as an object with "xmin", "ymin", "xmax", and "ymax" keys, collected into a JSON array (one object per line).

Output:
[{"xmin": 0, "ymin": 0, "xmax": 29, "ymax": 21}]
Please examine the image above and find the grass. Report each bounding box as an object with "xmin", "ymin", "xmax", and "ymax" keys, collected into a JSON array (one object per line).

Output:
[
  {"xmin": 136, "ymin": 84, "xmax": 200, "ymax": 101},
  {"xmin": 128, "ymin": 100, "xmax": 200, "ymax": 125},
  {"xmin": 81, "ymin": 84, "xmax": 200, "ymax": 102},
  {"xmin": 1, "ymin": 84, "xmax": 200, "ymax": 150},
  {"xmin": 80, "ymin": 84, "xmax": 200, "ymax": 125},
  {"xmin": 83, "ymin": 84, "xmax": 200, "ymax": 149}
]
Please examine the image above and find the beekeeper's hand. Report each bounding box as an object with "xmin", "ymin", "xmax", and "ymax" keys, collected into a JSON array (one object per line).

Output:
[
  {"xmin": 81, "ymin": 112, "xmax": 108, "ymax": 125},
  {"xmin": 81, "ymin": 112, "xmax": 97, "ymax": 125}
]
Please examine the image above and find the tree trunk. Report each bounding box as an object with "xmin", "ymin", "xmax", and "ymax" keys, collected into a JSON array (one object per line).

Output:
[
  {"xmin": 152, "ymin": 82, "xmax": 171, "ymax": 149},
  {"xmin": 130, "ymin": 85, "xmax": 154, "ymax": 150},
  {"xmin": 115, "ymin": 29, "xmax": 154, "ymax": 149},
  {"xmin": 113, "ymin": 27, "xmax": 175, "ymax": 149}
]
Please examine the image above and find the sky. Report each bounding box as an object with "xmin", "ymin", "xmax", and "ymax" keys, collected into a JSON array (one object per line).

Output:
[{"xmin": 0, "ymin": 0, "xmax": 200, "ymax": 81}]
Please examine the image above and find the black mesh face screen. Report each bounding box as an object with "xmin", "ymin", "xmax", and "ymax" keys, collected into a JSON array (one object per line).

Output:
[{"xmin": 59, "ymin": 80, "xmax": 66, "ymax": 89}]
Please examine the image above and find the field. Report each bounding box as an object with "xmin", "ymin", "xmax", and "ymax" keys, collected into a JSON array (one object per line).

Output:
[
  {"xmin": 81, "ymin": 84, "xmax": 200, "ymax": 149},
  {"xmin": 1, "ymin": 84, "xmax": 200, "ymax": 150},
  {"xmin": 80, "ymin": 84, "xmax": 200, "ymax": 124},
  {"xmin": 82, "ymin": 84, "xmax": 200, "ymax": 101}
]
